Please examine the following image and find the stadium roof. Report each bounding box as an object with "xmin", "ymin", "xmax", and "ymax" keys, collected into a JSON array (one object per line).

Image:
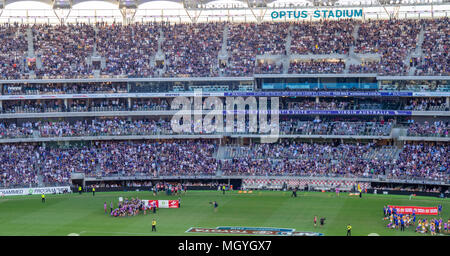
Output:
[
  {"xmin": 0, "ymin": 0, "xmax": 448, "ymax": 23},
  {"xmin": 1, "ymin": 0, "xmax": 448, "ymax": 9}
]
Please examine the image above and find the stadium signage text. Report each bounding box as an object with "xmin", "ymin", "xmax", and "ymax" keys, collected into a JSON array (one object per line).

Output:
[
  {"xmin": 0, "ymin": 186, "xmax": 71, "ymax": 196},
  {"xmin": 2, "ymin": 91, "xmax": 449, "ymax": 100},
  {"xmin": 271, "ymin": 9, "xmax": 363, "ymax": 19},
  {"xmin": 387, "ymin": 205, "xmax": 438, "ymax": 215},
  {"xmin": 141, "ymin": 199, "xmax": 179, "ymax": 208}
]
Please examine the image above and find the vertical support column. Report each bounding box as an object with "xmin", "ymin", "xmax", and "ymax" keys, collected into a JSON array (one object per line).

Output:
[
  {"xmin": 128, "ymin": 97, "xmax": 132, "ymax": 110},
  {"xmin": 446, "ymin": 97, "xmax": 449, "ymax": 108},
  {"xmin": 0, "ymin": 100, "xmax": 2, "ymax": 112},
  {"xmin": 64, "ymin": 99, "xmax": 68, "ymax": 111},
  {"xmin": 315, "ymin": 96, "xmax": 319, "ymax": 104}
]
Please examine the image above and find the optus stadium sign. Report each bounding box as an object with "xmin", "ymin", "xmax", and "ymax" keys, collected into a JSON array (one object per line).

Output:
[{"xmin": 271, "ymin": 9, "xmax": 363, "ymax": 19}]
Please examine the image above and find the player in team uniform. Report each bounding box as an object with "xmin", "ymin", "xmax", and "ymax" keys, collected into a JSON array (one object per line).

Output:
[
  {"xmin": 314, "ymin": 216, "xmax": 317, "ymax": 227},
  {"xmin": 400, "ymin": 217, "xmax": 405, "ymax": 231}
]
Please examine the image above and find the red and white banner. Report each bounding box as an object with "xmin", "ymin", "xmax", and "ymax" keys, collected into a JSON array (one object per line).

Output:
[
  {"xmin": 388, "ymin": 205, "xmax": 438, "ymax": 215},
  {"xmin": 168, "ymin": 200, "xmax": 179, "ymax": 208},
  {"xmin": 142, "ymin": 200, "xmax": 179, "ymax": 209}
]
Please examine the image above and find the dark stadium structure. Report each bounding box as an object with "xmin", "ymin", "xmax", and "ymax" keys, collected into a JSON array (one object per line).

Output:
[{"xmin": 0, "ymin": 0, "xmax": 448, "ymax": 198}]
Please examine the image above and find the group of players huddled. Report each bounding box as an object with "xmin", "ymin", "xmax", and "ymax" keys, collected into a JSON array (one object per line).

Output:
[
  {"xmin": 106, "ymin": 183, "xmax": 185, "ymax": 217},
  {"xmin": 108, "ymin": 197, "xmax": 156, "ymax": 217},
  {"xmin": 383, "ymin": 205, "xmax": 448, "ymax": 235}
]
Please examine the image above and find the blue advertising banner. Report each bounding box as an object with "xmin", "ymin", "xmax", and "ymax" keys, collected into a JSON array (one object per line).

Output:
[
  {"xmin": 221, "ymin": 110, "xmax": 412, "ymax": 116},
  {"xmin": 224, "ymin": 91, "xmax": 413, "ymax": 97}
]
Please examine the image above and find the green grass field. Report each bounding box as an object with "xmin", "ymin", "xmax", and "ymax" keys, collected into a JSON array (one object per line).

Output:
[{"xmin": 0, "ymin": 190, "xmax": 448, "ymax": 236}]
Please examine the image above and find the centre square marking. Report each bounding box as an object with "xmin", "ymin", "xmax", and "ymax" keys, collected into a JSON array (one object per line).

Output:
[{"xmin": 186, "ymin": 227, "xmax": 323, "ymax": 236}]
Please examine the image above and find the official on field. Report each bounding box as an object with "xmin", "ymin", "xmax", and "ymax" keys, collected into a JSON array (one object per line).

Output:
[
  {"xmin": 152, "ymin": 219, "xmax": 157, "ymax": 232},
  {"xmin": 347, "ymin": 224, "xmax": 352, "ymax": 236}
]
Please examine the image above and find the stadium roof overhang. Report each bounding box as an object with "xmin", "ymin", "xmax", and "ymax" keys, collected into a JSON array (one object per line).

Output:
[
  {"xmin": 1, "ymin": 0, "xmax": 449, "ymax": 9},
  {"xmin": 0, "ymin": 0, "xmax": 448, "ymax": 23}
]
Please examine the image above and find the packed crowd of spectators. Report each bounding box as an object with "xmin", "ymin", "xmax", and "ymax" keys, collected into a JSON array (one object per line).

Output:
[
  {"xmin": 96, "ymin": 22, "xmax": 160, "ymax": 77},
  {"xmin": 162, "ymin": 22, "xmax": 224, "ymax": 77},
  {"xmin": 0, "ymin": 144, "xmax": 40, "ymax": 188},
  {"xmin": 0, "ymin": 118, "xmax": 394, "ymax": 139},
  {"xmin": 407, "ymin": 120, "xmax": 449, "ymax": 137},
  {"xmin": 0, "ymin": 140, "xmax": 217, "ymax": 188},
  {"xmin": 221, "ymin": 142, "xmax": 394, "ymax": 178},
  {"xmin": 0, "ymin": 19, "xmax": 448, "ymax": 78},
  {"xmin": 353, "ymin": 19, "xmax": 422, "ymax": 75},
  {"xmin": 279, "ymin": 120, "xmax": 393, "ymax": 136},
  {"xmin": 290, "ymin": 20, "xmax": 355, "ymax": 55},
  {"xmin": 288, "ymin": 60, "xmax": 345, "ymax": 74},
  {"xmin": 224, "ymin": 22, "xmax": 289, "ymax": 76},
  {"xmin": 0, "ymin": 140, "xmax": 447, "ymax": 188},
  {"xmin": 403, "ymin": 98, "xmax": 448, "ymax": 111},
  {"xmin": 283, "ymin": 99, "xmax": 351, "ymax": 110},
  {"xmin": 33, "ymin": 24, "xmax": 96, "ymax": 79},
  {"xmin": 390, "ymin": 143, "xmax": 448, "ymax": 181},
  {"xmin": 415, "ymin": 18, "xmax": 449, "ymax": 76},
  {"xmin": 254, "ymin": 62, "xmax": 284, "ymax": 74},
  {"xmin": 0, "ymin": 19, "xmax": 448, "ymax": 79},
  {"xmin": 2, "ymin": 82, "xmax": 127, "ymax": 95},
  {"xmin": 348, "ymin": 61, "xmax": 379, "ymax": 74},
  {"xmin": 0, "ymin": 24, "xmax": 28, "ymax": 80},
  {"xmin": 2, "ymin": 99, "xmax": 65, "ymax": 113}
]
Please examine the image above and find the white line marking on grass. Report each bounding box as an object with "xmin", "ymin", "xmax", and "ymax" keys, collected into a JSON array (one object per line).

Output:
[
  {"xmin": 368, "ymin": 233, "xmax": 379, "ymax": 236},
  {"xmin": 67, "ymin": 233, "xmax": 80, "ymax": 236},
  {"xmin": 80, "ymin": 231, "xmax": 152, "ymax": 235}
]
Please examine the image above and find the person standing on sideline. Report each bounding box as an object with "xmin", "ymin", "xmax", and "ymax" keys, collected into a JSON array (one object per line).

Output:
[
  {"xmin": 92, "ymin": 187, "xmax": 95, "ymax": 196},
  {"xmin": 151, "ymin": 219, "xmax": 157, "ymax": 232},
  {"xmin": 314, "ymin": 216, "xmax": 317, "ymax": 227},
  {"xmin": 41, "ymin": 193, "xmax": 45, "ymax": 203},
  {"xmin": 320, "ymin": 217, "xmax": 326, "ymax": 227},
  {"xmin": 213, "ymin": 201, "xmax": 218, "ymax": 212},
  {"xmin": 347, "ymin": 224, "xmax": 352, "ymax": 236},
  {"xmin": 400, "ymin": 217, "xmax": 405, "ymax": 231},
  {"xmin": 104, "ymin": 202, "xmax": 107, "ymax": 214},
  {"xmin": 78, "ymin": 186, "xmax": 82, "ymax": 195},
  {"xmin": 110, "ymin": 201, "xmax": 113, "ymax": 214}
]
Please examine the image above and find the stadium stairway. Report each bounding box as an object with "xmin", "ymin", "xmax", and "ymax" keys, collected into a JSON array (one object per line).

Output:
[
  {"xmin": 25, "ymin": 27, "xmax": 39, "ymax": 77},
  {"xmin": 216, "ymin": 145, "xmax": 229, "ymax": 160},
  {"xmin": 352, "ymin": 23, "xmax": 360, "ymax": 43},
  {"xmin": 283, "ymin": 24, "xmax": 293, "ymax": 74},
  {"xmin": 26, "ymin": 27, "xmax": 34, "ymax": 58},
  {"xmin": 408, "ymin": 25, "xmax": 426, "ymax": 75},
  {"xmin": 154, "ymin": 26, "xmax": 166, "ymax": 76},
  {"xmin": 344, "ymin": 24, "xmax": 361, "ymax": 72},
  {"xmin": 218, "ymin": 23, "xmax": 229, "ymax": 77}
]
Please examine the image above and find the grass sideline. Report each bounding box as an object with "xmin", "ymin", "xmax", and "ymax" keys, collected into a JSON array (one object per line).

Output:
[{"xmin": 0, "ymin": 190, "xmax": 448, "ymax": 236}]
